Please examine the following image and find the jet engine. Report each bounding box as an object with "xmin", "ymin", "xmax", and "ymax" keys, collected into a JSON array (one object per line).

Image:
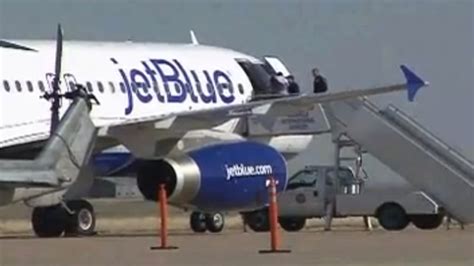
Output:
[{"xmin": 137, "ymin": 141, "xmax": 287, "ymax": 211}]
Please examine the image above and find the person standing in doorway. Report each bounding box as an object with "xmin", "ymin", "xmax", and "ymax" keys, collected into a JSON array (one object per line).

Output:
[{"xmin": 286, "ymin": 75, "xmax": 300, "ymax": 95}]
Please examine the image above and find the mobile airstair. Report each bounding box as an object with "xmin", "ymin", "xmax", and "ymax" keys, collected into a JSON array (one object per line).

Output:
[{"xmin": 322, "ymin": 98, "xmax": 474, "ymax": 223}]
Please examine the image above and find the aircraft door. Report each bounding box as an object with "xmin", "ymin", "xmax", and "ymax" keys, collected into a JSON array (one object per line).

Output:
[{"xmin": 263, "ymin": 56, "xmax": 291, "ymax": 77}]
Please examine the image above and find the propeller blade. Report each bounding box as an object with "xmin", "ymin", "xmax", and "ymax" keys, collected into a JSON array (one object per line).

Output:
[
  {"xmin": 53, "ymin": 24, "xmax": 63, "ymax": 87},
  {"xmin": 49, "ymin": 24, "xmax": 64, "ymax": 133}
]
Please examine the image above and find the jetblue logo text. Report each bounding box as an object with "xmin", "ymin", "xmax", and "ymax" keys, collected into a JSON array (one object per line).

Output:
[
  {"xmin": 225, "ymin": 164, "xmax": 273, "ymax": 181},
  {"xmin": 111, "ymin": 58, "xmax": 236, "ymax": 115}
]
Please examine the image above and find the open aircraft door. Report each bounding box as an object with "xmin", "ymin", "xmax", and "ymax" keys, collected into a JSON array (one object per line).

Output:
[
  {"xmin": 246, "ymin": 56, "xmax": 331, "ymax": 136},
  {"xmin": 264, "ymin": 56, "xmax": 291, "ymax": 77}
]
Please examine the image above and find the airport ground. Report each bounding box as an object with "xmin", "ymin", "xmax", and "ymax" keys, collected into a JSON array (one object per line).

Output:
[{"xmin": 1, "ymin": 199, "xmax": 472, "ymax": 266}]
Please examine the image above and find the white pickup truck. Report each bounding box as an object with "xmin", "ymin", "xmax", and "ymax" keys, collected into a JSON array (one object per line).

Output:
[{"xmin": 243, "ymin": 165, "xmax": 444, "ymax": 232}]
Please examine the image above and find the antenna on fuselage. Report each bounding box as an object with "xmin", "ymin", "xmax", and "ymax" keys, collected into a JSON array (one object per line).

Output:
[{"xmin": 190, "ymin": 30, "xmax": 199, "ymax": 45}]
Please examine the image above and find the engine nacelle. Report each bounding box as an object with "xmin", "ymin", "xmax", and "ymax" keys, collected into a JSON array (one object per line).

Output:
[{"xmin": 137, "ymin": 141, "xmax": 287, "ymax": 211}]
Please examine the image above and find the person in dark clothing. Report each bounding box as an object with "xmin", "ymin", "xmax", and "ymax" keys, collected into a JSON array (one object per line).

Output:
[
  {"xmin": 312, "ymin": 67, "xmax": 328, "ymax": 94},
  {"xmin": 286, "ymin": 75, "xmax": 300, "ymax": 95}
]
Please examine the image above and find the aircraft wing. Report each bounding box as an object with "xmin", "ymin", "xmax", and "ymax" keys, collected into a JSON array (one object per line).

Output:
[{"xmin": 105, "ymin": 65, "xmax": 427, "ymax": 133}]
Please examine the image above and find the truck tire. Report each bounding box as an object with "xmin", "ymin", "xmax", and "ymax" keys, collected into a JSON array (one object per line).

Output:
[
  {"xmin": 376, "ymin": 203, "xmax": 410, "ymax": 231},
  {"xmin": 244, "ymin": 209, "xmax": 269, "ymax": 232},
  {"xmin": 410, "ymin": 214, "xmax": 444, "ymax": 230},
  {"xmin": 278, "ymin": 217, "xmax": 306, "ymax": 232}
]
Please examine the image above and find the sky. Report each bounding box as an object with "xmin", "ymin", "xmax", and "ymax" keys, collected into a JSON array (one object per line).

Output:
[{"xmin": 0, "ymin": 0, "xmax": 473, "ymax": 186}]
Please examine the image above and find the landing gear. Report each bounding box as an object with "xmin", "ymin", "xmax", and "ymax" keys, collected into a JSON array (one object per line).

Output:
[
  {"xmin": 190, "ymin": 211, "xmax": 225, "ymax": 233},
  {"xmin": 31, "ymin": 199, "xmax": 96, "ymax": 238},
  {"xmin": 31, "ymin": 205, "xmax": 67, "ymax": 237},
  {"xmin": 190, "ymin": 212, "xmax": 207, "ymax": 233},
  {"xmin": 205, "ymin": 212, "xmax": 225, "ymax": 233},
  {"xmin": 65, "ymin": 200, "xmax": 96, "ymax": 236}
]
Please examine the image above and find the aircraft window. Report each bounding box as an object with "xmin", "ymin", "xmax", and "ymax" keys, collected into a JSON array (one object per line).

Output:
[
  {"xmin": 194, "ymin": 81, "xmax": 201, "ymax": 93},
  {"xmin": 152, "ymin": 81, "xmax": 159, "ymax": 93},
  {"xmin": 129, "ymin": 83, "xmax": 136, "ymax": 93},
  {"xmin": 238, "ymin": 84, "xmax": 244, "ymax": 94},
  {"xmin": 15, "ymin": 81, "xmax": 22, "ymax": 92},
  {"xmin": 86, "ymin": 82, "xmax": 93, "ymax": 92},
  {"xmin": 286, "ymin": 170, "xmax": 318, "ymax": 189},
  {"xmin": 97, "ymin": 82, "xmax": 104, "ymax": 93},
  {"xmin": 38, "ymin": 81, "xmax": 45, "ymax": 92},
  {"xmin": 26, "ymin": 81, "xmax": 34, "ymax": 92},
  {"xmin": 109, "ymin": 82, "xmax": 115, "ymax": 93},
  {"xmin": 3, "ymin": 80, "xmax": 11, "ymax": 92},
  {"xmin": 119, "ymin": 82, "xmax": 126, "ymax": 93},
  {"xmin": 207, "ymin": 83, "xmax": 214, "ymax": 94},
  {"xmin": 133, "ymin": 82, "xmax": 146, "ymax": 93}
]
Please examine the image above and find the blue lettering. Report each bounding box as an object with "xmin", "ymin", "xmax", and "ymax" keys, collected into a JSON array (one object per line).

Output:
[
  {"xmin": 113, "ymin": 57, "xmax": 238, "ymax": 115},
  {"xmin": 150, "ymin": 59, "xmax": 186, "ymax": 103},
  {"xmin": 142, "ymin": 61, "xmax": 165, "ymax": 103},
  {"xmin": 130, "ymin": 69, "xmax": 153, "ymax": 103},
  {"xmin": 203, "ymin": 71, "xmax": 217, "ymax": 103},
  {"xmin": 111, "ymin": 58, "xmax": 134, "ymax": 115},
  {"xmin": 214, "ymin": 70, "xmax": 235, "ymax": 103},
  {"xmin": 191, "ymin": 70, "xmax": 216, "ymax": 103},
  {"xmin": 174, "ymin": 60, "xmax": 198, "ymax": 103}
]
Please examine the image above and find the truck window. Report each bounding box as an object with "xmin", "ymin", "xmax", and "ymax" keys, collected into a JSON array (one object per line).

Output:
[
  {"xmin": 286, "ymin": 170, "xmax": 318, "ymax": 190},
  {"xmin": 326, "ymin": 167, "xmax": 360, "ymax": 194}
]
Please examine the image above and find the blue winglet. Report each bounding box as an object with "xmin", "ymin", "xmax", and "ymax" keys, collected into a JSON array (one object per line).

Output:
[{"xmin": 400, "ymin": 65, "xmax": 428, "ymax": 102}]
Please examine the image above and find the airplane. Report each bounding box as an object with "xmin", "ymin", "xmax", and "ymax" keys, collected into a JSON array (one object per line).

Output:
[{"xmin": 0, "ymin": 25, "xmax": 428, "ymax": 236}]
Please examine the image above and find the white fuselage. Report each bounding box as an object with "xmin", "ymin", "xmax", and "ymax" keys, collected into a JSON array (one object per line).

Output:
[{"xmin": 0, "ymin": 41, "xmax": 257, "ymax": 148}]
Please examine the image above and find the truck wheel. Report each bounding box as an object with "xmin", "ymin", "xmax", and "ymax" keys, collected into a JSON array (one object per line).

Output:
[
  {"xmin": 244, "ymin": 209, "xmax": 269, "ymax": 232},
  {"xmin": 410, "ymin": 214, "xmax": 444, "ymax": 230},
  {"xmin": 377, "ymin": 203, "xmax": 409, "ymax": 231},
  {"xmin": 278, "ymin": 217, "xmax": 306, "ymax": 232}
]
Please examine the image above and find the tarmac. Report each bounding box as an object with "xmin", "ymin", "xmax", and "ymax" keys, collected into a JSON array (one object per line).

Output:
[{"xmin": 1, "ymin": 226, "xmax": 472, "ymax": 266}]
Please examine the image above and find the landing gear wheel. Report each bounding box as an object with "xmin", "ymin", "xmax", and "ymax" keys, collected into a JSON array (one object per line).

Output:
[
  {"xmin": 377, "ymin": 204, "xmax": 410, "ymax": 231},
  {"xmin": 244, "ymin": 209, "xmax": 270, "ymax": 232},
  {"xmin": 31, "ymin": 205, "xmax": 67, "ymax": 237},
  {"xmin": 64, "ymin": 200, "xmax": 96, "ymax": 236},
  {"xmin": 190, "ymin": 211, "xmax": 207, "ymax": 233},
  {"xmin": 205, "ymin": 212, "xmax": 225, "ymax": 233},
  {"xmin": 410, "ymin": 214, "xmax": 444, "ymax": 230},
  {"xmin": 278, "ymin": 217, "xmax": 306, "ymax": 232}
]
